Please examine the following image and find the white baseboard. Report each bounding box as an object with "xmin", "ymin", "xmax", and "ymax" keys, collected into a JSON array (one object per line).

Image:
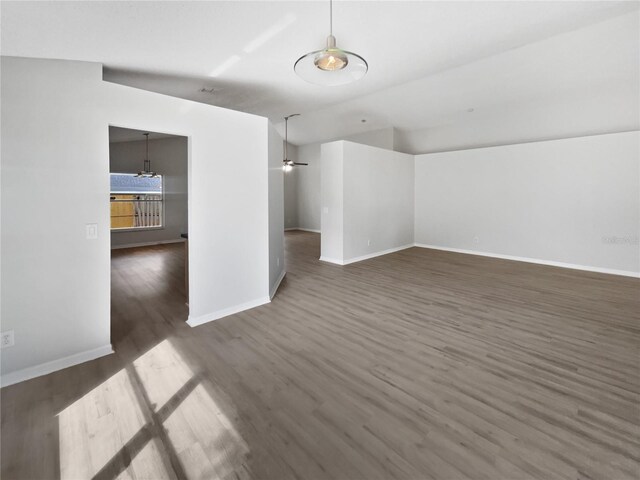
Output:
[
  {"xmin": 319, "ymin": 256, "xmax": 344, "ymax": 265},
  {"xmin": 1, "ymin": 344, "xmax": 114, "ymax": 388},
  {"xmin": 111, "ymin": 239, "xmax": 185, "ymax": 250},
  {"xmin": 270, "ymin": 269, "xmax": 287, "ymax": 299},
  {"xmin": 320, "ymin": 243, "xmax": 414, "ymax": 266},
  {"xmin": 187, "ymin": 296, "xmax": 271, "ymax": 328},
  {"xmin": 285, "ymin": 228, "xmax": 321, "ymax": 233},
  {"xmin": 343, "ymin": 244, "xmax": 415, "ymax": 265},
  {"xmin": 413, "ymin": 243, "xmax": 640, "ymax": 278}
]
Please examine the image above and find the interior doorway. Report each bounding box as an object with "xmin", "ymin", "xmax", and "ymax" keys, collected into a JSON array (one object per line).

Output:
[{"xmin": 108, "ymin": 126, "xmax": 190, "ymax": 309}]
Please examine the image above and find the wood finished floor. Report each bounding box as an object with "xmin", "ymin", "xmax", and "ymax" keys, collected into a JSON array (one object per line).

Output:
[{"xmin": 1, "ymin": 231, "xmax": 639, "ymax": 480}]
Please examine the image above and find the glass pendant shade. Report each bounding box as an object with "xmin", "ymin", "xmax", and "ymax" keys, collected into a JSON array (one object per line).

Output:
[
  {"xmin": 294, "ymin": 0, "xmax": 368, "ymax": 87},
  {"xmin": 295, "ymin": 34, "xmax": 367, "ymax": 86}
]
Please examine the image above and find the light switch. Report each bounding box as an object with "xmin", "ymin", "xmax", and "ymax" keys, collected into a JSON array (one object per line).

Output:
[
  {"xmin": 86, "ymin": 223, "xmax": 98, "ymax": 240},
  {"xmin": 323, "ymin": 207, "xmax": 329, "ymax": 214}
]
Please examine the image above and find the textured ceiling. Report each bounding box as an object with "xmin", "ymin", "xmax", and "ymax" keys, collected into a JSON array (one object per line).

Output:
[{"xmin": 2, "ymin": 1, "xmax": 638, "ymax": 148}]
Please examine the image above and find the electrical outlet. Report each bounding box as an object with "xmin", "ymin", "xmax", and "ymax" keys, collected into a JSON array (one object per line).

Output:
[
  {"xmin": 367, "ymin": 239, "xmax": 371, "ymax": 246},
  {"xmin": 473, "ymin": 235, "xmax": 480, "ymax": 244},
  {"xmin": 1, "ymin": 330, "xmax": 15, "ymax": 349},
  {"xmin": 277, "ymin": 257, "xmax": 280, "ymax": 267}
]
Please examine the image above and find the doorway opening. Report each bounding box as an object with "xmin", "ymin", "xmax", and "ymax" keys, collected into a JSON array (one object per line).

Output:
[{"xmin": 108, "ymin": 126, "xmax": 190, "ymax": 330}]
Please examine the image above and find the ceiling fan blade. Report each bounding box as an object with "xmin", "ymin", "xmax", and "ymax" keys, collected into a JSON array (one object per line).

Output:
[{"xmin": 293, "ymin": 162, "xmax": 309, "ymax": 166}]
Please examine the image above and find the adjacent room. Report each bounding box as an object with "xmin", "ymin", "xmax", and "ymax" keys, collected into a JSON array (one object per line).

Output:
[
  {"xmin": 109, "ymin": 127, "xmax": 190, "ymax": 310},
  {"xmin": 109, "ymin": 128, "xmax": 188, "ymax": 252},
  {"xmin": 1, "ymin": 1, "xmax": 638, "ymax": 480}
]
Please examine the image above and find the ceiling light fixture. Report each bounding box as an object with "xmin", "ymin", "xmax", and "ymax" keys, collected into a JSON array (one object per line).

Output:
[
  {"xmin": 135, "ymin": 133, "xmax": 158, "ymax": 178},
  {"xmin": 294, "ymin": 0, "xmax": 367, "ymax": 86},
  {"xmin": 283, "ymin": 114, "xmax": 308, "ymax": 171}
]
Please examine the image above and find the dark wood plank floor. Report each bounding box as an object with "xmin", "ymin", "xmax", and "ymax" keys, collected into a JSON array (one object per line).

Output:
[{"xmin": 2, "ymin": 231, "xmax": 639, "ymax": 479}]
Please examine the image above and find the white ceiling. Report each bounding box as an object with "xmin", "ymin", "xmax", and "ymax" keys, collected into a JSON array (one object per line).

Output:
[
  {"xmin": 293, "ymin": 10, "xmax": 640, "ymax": 150},
  {"xmin": 2, "ymin": 1, "xmax": 638, "ymax": 149}
]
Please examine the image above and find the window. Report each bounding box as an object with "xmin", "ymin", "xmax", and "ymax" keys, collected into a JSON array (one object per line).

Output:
[{"xmin": 110, "ymin": 173, "xmax": 163, "ymax": 230}]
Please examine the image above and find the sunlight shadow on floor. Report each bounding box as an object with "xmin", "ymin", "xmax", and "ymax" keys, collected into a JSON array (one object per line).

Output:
[{"xmin": 57, "ymin": 338, "xmax": 250, "ymax": 479}]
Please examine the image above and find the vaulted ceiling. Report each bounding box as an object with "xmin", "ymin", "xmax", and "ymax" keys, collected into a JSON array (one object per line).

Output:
[{"xmin": 2, "ymin": 1, "xmax": 638, "ymax": 151}]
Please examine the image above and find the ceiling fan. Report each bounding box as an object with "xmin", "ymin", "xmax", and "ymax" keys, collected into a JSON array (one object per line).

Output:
[{"xmin": 283, "ymin": 114, "xmax": 308, "ymax": 172}]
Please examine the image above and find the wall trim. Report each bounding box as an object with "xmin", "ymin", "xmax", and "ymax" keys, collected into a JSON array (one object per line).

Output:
[
  {"xmin": 320, "ymin": 243, "xmax": 414, "ymax": 266},
  {"xmin": 285, "ymin": 227, "xmax": 321, "ymax": 233},
  {"xmin": 187, "ymin": 296, "xmax": 271, "ymax": 328},
  {"xmin": 270, "ymin": 269, "xmax": 287, "ymax": 299},
  {"xmin": 414, "ymin": 243, "xmax": 640, "ymax": 278},
  {"xmin": 1, "ymin": 344, "xmax": 114, "ymax": 388},
  {"xmin": 111, "ymin": 238, "xmax": 185, "ymax": 250},
  {"xmin": 343, "ymin": 244, "xmax": 415, "ymax": 265},
  {"xmin": 319, "ymin": 256, "xmax": 345, "ymax": 265}
]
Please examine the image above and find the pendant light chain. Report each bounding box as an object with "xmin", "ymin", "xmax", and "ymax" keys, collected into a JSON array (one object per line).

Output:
[
  {"xmin": 145, "ymin": 133, "xmax": 149, "ymax": 171},
  {"xmin": 329, "ymin": 0, "xmax": 333, "ymax": 36}
]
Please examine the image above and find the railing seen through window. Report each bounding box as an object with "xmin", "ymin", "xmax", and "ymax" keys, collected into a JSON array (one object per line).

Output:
[{"xmin": 110, "ymin": 173, "xmax": 163, "ymax": 230}]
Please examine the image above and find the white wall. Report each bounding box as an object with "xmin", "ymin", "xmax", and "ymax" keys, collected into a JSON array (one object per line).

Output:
[
  {"xmin": 320, "ymin": 142, "xmax": 344, "ymax": 262},
  {"xmin": 2, "ymin": 59, "xmax": 112, "ymax": 385},
  {"xmin": 268, "ymin": 123, "xmax": 286, "ymax": 297},
  {"xmin": 415, "ymin": 131, "xmax": 640, "ymax": 275},
  {"xmin": 289, "ymin": 127, "xmax": 397, "ymax": 231},
  {"xmin": 1, "ymin": 56, "xmax": 272, "ymax": 385},
  {"xmin": 321, "ymin": 141, "xmax": 415, "ymax": 264},
  {"xmin": 293, "ymin": 143, "xmax": 321, "ymax": 231},
  {"xmin": 343, "ymin": 142, "xmax": 414, "ymax": 262},
  {"xmin": 109, "ymin": 136, "xmax": 188, "ymax": 247}
]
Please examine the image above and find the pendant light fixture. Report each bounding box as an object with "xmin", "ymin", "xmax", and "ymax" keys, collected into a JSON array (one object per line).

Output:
[
  {"xmin": 283, "ymin": 114, "xmax": 308, "ymax": 172},
  {"xmin": 135, "ymin": 133, "xmax": 158, "ymax": 178},
  {"xmin": 294, "ymin": 0, "xmax": 367, "ymax": 86}
]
